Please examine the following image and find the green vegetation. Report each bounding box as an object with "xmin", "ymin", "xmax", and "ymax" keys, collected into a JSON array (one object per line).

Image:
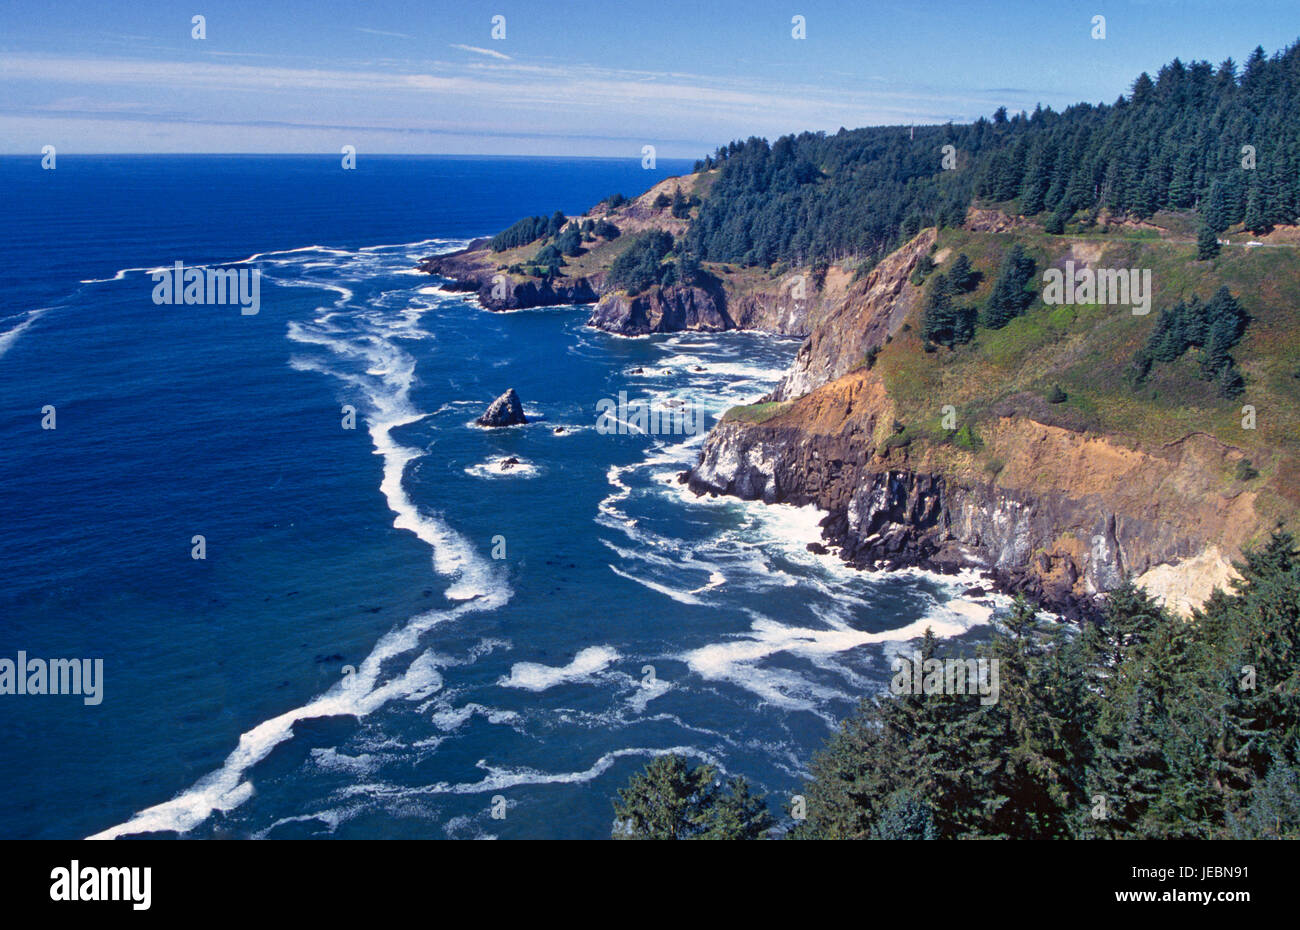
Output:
[
  {"xmin": 910, "ymin": 253, "xmax": 936, "ymax": 286},
  {"xmin": 532, "ymin": 243, "xmax": 563, "ymax": 276},
  {"xmin": 606, "ymin": 230, "xmax": 674, "ymax": 295},
  {"xmin": 724, "ymin": 400, "xmax": 791, "ymax": 424},
  {"xmin": 613, "ymin": 533, "xmax": 1300, "ymax": 839},
  {"xmin": 981, "ymin": 243, "xmax": 1038, "ymax": 329},
  {"xmin": 951, "ymin": 422, "xmax": 982, "ymax": 452},
  {"xmin": 612, "ymin": 754, "xmax": 774, "ymax": 840},
  {"xmin": 489, "ymin": 211, "xmax": 566, "ymax": 252},
  {"xmin": 686, "ymin": 43, "xmax": 1300, "ymax": 266},
  {"xmin": 670, "ymin": 186, "xmax": 699, "ymax": 219},
  {"xmin": 947, "ymin": 252, "xmax": 978, "ymax": 292},
  {"xmin": 605, "ymin": 231, "xmax": 710, "ymax": 296},
  {"xmin": 555, "ymin": 223, "xmax": 583, "ymax": 257},
  {"xmin": 921, "ymin": 273, "xmax": 976, "ymax": 348},
  {"xmin": 1132, "ymin": 286, "xmax": 1249, "ymax": 397},
  {"xmin": 796, "ymin": 531, "xmax": 1297, "ymax": 839},
  {"xmin": 1198, "ymin": 225, "xmax": 1221, "ymax": 260}
]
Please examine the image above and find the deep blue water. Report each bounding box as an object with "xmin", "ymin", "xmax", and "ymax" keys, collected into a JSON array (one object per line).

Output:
[{"xmin": 0, "ymin": 155, "xmax": 996, "ymax": 839}]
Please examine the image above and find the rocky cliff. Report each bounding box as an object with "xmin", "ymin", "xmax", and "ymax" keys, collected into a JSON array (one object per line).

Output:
[
  {"xmin": 770, "ymin": 229, "xmax": 935, "ymax": 400},
  {"xmin": 689, "ymin": 369, "xmax": 1251, "ymax": 619},
  {"xmin": 685, "ymin": 222, "xmax": 1284, "ymax": 618}
]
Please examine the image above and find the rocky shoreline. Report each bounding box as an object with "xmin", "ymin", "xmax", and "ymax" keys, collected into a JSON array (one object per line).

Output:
[
  {"xmin": 422, "ymin": 203, "xmax": 1257, "ymax": 623},
  {"xmin": 682, "ymin": 459, "xmax": 1101, "ymax": 621},
  {"xmin": 419, "ymin": 245, "xmax": 836, "ymax": 337}
]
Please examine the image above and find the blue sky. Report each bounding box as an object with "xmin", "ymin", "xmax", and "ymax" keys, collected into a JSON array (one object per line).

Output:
[{"xmin": 1, "ymin": 0, "xmax": 1297, "ymax": 156}]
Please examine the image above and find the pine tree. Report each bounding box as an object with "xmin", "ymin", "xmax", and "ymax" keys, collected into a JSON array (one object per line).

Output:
[
  {"xmin": 1197, "ymin": 224, "xmax": 1220, "ymax": 260},
  {"xmin": 947, "ymin": 253, "xmax": 977, "ymax": 291},
  {"xmin": 695, "ymin": 777, "xmax": 776, "ymax": 840},
  {"xmin": 981, "ymin": 243, "xmax": 1037, "ymax": 329},
  {"xmin": 870, "ymin": 789, "xmax": 938, "ymax": 839},
  {"xmin": 612, "ymin": 754, "xmax": 775, "ymax": 839},
  {"xmin": 1243, "ymin": 186, "xmax": 1267, "ymax": 234},
  {"xmin": 978, "ymin": 598, "xmax": 1085, "ymax": 838}
]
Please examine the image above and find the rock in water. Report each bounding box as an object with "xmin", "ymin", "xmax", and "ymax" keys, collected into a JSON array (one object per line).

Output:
[{"xmin": 477, "ymin": 388, "xmax": 528, "ymax": 427}]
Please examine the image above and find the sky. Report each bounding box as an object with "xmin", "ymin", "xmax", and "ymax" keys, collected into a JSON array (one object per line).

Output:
[{"xmin": 1, "ymin": 0, "xmax": 1297, "ymax": 157}]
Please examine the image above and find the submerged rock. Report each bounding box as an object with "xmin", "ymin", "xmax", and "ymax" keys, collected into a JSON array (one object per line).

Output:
[{"xmin": 477, "ymin": 388, "xmax": 528, "ymax": 427}]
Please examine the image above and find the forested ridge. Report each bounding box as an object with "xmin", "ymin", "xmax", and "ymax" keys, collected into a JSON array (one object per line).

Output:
[{"xmin": 685, "ymin": 42, "xmax": 1300, "ymax": 267}]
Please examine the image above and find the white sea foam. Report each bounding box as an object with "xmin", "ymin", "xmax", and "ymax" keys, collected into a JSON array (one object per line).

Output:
[
  {"xmin": 608, "ymin": 564, "xmax": 704, "ymax": 605},
  {"xmin": 464, "ymin": 457, "xmax": 541, "ymax": 479},
  {"xmin": 430, "ymin": 702, "xmax": 521, "ymax": 732},
  {"xmin": 338, "ymin": 746, "xmax": 723, "ymax": 799},
  {"xmin": 89, "ymin": 239, "xmax": 510, "ymax": 840},
  {"xmin": 0, "ymin": 308, "xmax": 48, "ymax": 359},
  {"xmin": 498, "ymin": 646, "xmax": 621, "ymax": 692}
]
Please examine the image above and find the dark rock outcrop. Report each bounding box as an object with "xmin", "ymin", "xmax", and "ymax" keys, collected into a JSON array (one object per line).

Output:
[
  {"xmin": 477, "ymin": 389, "xmax": 527, "ymax": 427},
  {"xmin": 419, "ymin": 247, "xmax": 838, "ymax": 336},
  {"xmin": 586, "ymin": 284, "xmax": 731, "ymax": 335},
  {"xmin": 687, "ymin": 401, "xmax": 1249, "ymax": 621}
]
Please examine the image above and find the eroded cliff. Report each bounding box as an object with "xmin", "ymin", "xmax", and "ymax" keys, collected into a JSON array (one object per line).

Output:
[{"xmin": 687, "ymin": 222, "xmax": 1295, "ymax": 617}]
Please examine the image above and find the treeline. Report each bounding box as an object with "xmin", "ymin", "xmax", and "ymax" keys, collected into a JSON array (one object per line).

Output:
[
  {"xmin": 490, "ymin": 211, "xmax": 568, "ymax": 252},
  {"xmin": 613, "ymin": 532, "xmax": 1300, "ymax": 839},
  {"xmin": 685, "ymin": 42, "xmax": 1300, "ymax": 267}
]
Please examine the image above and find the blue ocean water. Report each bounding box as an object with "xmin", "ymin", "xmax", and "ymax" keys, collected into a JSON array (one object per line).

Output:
[{"xmin": 0, "ymin": 155, "xmax": 997, "ymax": 839}]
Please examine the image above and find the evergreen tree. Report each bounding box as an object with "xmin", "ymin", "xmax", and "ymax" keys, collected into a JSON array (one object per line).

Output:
[
  {"xmin": 1197, "ymin": 224, "xmax": 1220, "ymax": 260},
  {"xmin": 612, "ymin": 755, "xmax": 775, "ymax": 840},
  {"xmin": 870, "ymin": 789, "xmax": 938, "ymax": 839},
  {"xmin": 981, "ymin": 243, "xmax": 1037, "ymax": 328},
  {"xmin": 1243, "ymin": 186, "xmax": 1267, "ymax": 233},
  {"xmin": 612, "ymin": 754, "xmax": 717, "ymax": 839},
  {"xmin": 947, "ymin": 253, "xmax": 977, "ymax": 291}
]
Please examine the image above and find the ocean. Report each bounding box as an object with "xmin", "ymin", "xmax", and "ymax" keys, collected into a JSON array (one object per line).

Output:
[{"xmin": 0, "ymin": 155, "xmax": 998, "ymax": 839}]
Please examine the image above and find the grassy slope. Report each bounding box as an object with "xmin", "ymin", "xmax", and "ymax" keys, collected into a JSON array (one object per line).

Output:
[{"xmin": 478, "ymin": 170, "xmax": 719, "ymax": 284}]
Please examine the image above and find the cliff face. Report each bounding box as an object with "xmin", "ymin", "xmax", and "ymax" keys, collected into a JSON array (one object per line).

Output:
[
  {"xmin": 684, "ymin": 216, "xmax": 1279, "ymax": 616},
  {"xmin": 586, "ymin": 284, "xmax": 728, "ymax": 335},
  {"xmin": 771, "ymin": 229, "xmax": 935, "ymax": 401},
  {"xmin": 690, "ymin": 370, "xmax": 1252, "ymax": 618}
]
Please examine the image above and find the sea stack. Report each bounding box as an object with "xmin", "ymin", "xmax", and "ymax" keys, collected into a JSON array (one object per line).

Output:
[{"xmin": 477, "ymin": 388, "xmax": 528, "ymax": 427}]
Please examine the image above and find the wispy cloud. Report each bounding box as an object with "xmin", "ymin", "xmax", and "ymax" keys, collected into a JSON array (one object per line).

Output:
[
  {"xmin": 0, "ymin": 54, "xmax": 1008, "ymax": 121},
  {"xmin": 0, "ymin": 50, "xmax": 1038, "ymax": 155},
  {"xmin": 450, "ymin": 44, "xmax": 512, "ymax": 61}
]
